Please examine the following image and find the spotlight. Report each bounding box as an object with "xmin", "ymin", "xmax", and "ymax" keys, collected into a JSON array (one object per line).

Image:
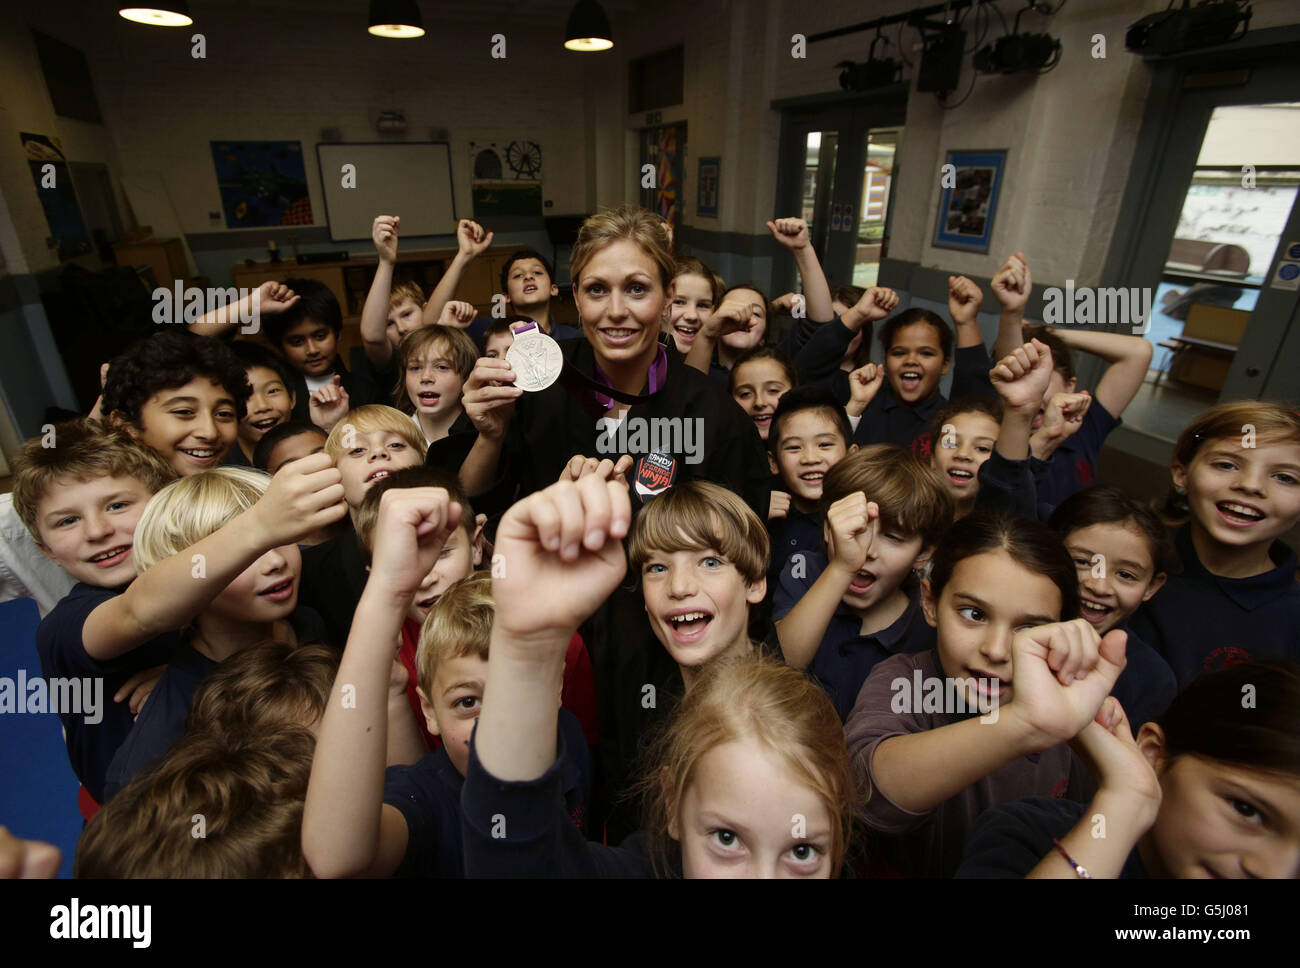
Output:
[
  {"xmin": 1126, "ymin": 0, "xmax": 1251, "ymax": 56},
  {"xmin": 835, "ymin": 30, "xmax": 901, "ymax": 93},
  {"xmin": 974, "ymin": 33, "xmax": 1062, "ymax": 73}
]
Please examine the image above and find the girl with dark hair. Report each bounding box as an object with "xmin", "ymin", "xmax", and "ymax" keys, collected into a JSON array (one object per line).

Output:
[
  {"xmin": 844, "ymin": 510, "xmax": 1127, "ymax": 877},
  {"xmin": 1048, "ymin": 485, "xmax": 1178, "ymax": 729},
  {"xmin": 958, "ymin": 661, "xmax": 1300, "ymax": 878}
]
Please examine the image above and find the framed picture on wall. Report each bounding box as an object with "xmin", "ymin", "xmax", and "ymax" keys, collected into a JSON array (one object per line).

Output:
[
  {"xmin": 698, "ymin": 156, "xmax": 720, "ymax": 218},
  {"xmin": 933, "ymin": 150, "xmax": 1006, "ymax": 253}
]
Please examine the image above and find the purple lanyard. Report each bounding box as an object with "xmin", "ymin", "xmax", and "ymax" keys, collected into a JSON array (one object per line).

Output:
[{"xmin": 590, "ymin": 346, "xmax": 668, "ymax": 410}]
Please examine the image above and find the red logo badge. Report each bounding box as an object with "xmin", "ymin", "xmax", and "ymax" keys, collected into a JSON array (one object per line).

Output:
[{"xmin": 635, "ymin": 453, "xmax": 677, "ymax": 499}]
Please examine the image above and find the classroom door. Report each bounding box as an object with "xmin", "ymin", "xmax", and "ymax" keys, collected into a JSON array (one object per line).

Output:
[{"xmin": 773, "ymin": 94, "xmax": 907, "ymax": 295}]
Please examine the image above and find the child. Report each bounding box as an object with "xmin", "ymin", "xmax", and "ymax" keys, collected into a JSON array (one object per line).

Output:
[
  {"xmin": 12, "ymin": 421, "xmax": 176, "ymax": 804},
  {"xmin": 392, "ymin": 325, "xmax": 478, "ymax": 447},
  {"xmin": 1130, "ymin": 401, "xmax": 1300, "ymax": 688},
  {"xmin": 772, "ymin": 444, "xmax": 953, "ymax": 720},
  {"xmin": 1046, "ymin": 486, "xmax": 1178, "ymax": 731},
  {"xmin": 227, "ymin": 341, "xmax": 298, "ymax": 466},
  {"xmin": 929, "ymin": 397, "xmax": 1003, "ymax": 519},
  {"xmin": 265, "ymin": 279, "xmax": 375, "ymax": 419},
  {"xmin": 353, "ymin": 466, "xmax": 486, "ymax": 751},
  {"xmin": 101, "ymin": 331, "xmax": 251, "ymax": 475},
  {"xmin": 77, "ymin": 727, "xmax": 317, "ymax": 877},
  {"xmin": 302, "ymin": 492, "xmax": 589, "ymax": 878},
  {"xmin": 103, "ymin": 461, "xmax": 344, "ymax": 798},
  {"xmin": 298, "ymin": 405, "xmax": 427, "ymax": 646},
  {"xmin": 729, "ymin": 345, "xmax": 797, "ymax": 441},
  {"xmin": 957, "ymin": 661, "xmax": 1300, "ymax": 878},
  {"xmin": 183, "ymin": 640, "xmax": 339, "ymax": 739},
  {"xmin": 627, "ymin": 480, "xmax": 771, "ymax": 690},
  {"xmin": 684, "ymin": 219, "xmax": 833, "ymax": 380},
  {"xmin": 460, "ymin": 477, "xmax": 856, "ymax": 877},
  {"xmin": 664, "ymin": 256, "xmax": 723, "ymax": 355},
  {"xmin": 253, "ymin": 421, "xmax": 329, "ymax": 475},
  {"xmin": 844, "ymin": 510, "xmax": 1126, "ymax": 877},
  {"xmin": 764, "ymin": 386, "xmax": 857, "ymax": 576},
  {"xmin": 482, "ymin": 316, "xmax": 523, "ymax": 359},
  {"xmin": 357, "ymin": 215, "xmax": 433, "ymax": 388}
]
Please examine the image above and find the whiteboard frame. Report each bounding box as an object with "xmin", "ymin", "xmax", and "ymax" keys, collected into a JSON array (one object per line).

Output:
[{"xmin": 314, "ymin": 141, "xmax": 457, "ymax": 242}]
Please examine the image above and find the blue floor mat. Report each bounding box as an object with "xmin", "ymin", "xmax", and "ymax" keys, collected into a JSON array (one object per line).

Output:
[{"xmin": 0, "ymin": 597, "xmax": 82, "ymax": 878}]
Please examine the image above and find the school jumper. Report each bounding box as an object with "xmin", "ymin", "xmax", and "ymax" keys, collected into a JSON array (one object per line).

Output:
[
  {"xmin": 102, "ymin": 606, "xmax": 328, "ymax": 799},
  {"xmin": 299, "ymin": 519, "xmax": 368, "ymax": 647},
  {"xmin": 955, "ymin": 796, "xmax": 1148, "ymax": 878},
  {"xmin": 1129, "ymin": 524, "xmax": 1300, "ymax": 690},
  {"xmin": 845, "ymin": 648, "xmax": 1088, "ymax": 878},
  {"xmin": 771, "ymin": 549, "xmax": 936, "ymax": 721},
  {"xmin": 35, "ymin": 582, "xmax": 178, "ymax": 805},
  {"xmin": 387, "ymin": 709, "xmax": 590, "ymax": 878},
  {"xmin": 1032, "ymin": 400, "xmax": 1120, "ymax": 514},
  {"xmin": 461, "ymin": 720, "xmax": 651, "ymax": 878}
]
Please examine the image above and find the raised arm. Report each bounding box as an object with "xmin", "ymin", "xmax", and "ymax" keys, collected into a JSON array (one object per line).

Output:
[
  {"xmin": 683, "ymin": 290, "xmax": 751, "ymax": 375},
  {"xmin": 475, "ymin": 476, "xmax": 631, "ymax": 782},
  {"xmin": 948, "ymin": 275, "xmax": 986, "ymax": 350},
  {"xmin": 868, "ymin": 620, "xmax": 1126, "ymax": 814},
  {"xmin": 991, "ymin": 252, "xmax": 1031, "ymax": 361},
  {"xmin": 187, "ymin": 280, "xmax": 299, "ymax": 339},
  {"xmin": 989, "ymin": 338, "xmax": 1054, "ymax": 462},
  {"xmin": 1047, "ymin": 327, "xmax": 1153, "ymax": 420},
  {"xmin": 423, "ymin": 220, "xmax": 494, "ymax": 327},
  {"xmin": 767, "ymin": 218, "xmax": 833, "ymax": 323},
  {"xmin": 302, "ymin": 487, "xmax": 460, "ymax": 878},
  {"xmin": 360, "ymin": 216, "xmax": 400, "ymax": 369},
  {"xmin": 775, "ymin": 494, "xmax": 876, "ymax": 669},
  {"xmin": 80, "ymin": 453, "xmax": 345, "ymax": 661}
]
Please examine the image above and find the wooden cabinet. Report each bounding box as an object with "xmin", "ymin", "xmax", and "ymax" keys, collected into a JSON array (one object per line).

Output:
[{"xmin": 113, "ymin": 238, "xmax": 188, "ymax": 289}]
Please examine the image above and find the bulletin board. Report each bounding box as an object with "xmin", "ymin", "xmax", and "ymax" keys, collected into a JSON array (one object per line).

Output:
[{"xmin": 315, "ymin": 142, "xmax": 456, "ymax": 242}]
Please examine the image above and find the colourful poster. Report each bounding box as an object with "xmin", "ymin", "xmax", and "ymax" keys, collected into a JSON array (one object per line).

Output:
[
  {"xmin": 21, "ymin": 132, "xmax": 92, "ymax": 261},
  {"xmin": 210, "ymin": 140, "xmax": 313, "ymax": 228}
]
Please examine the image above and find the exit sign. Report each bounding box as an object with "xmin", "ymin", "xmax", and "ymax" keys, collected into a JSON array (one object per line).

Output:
[{"xmin": 645, "ymin": 111, "xmax": 662, "ymax": 125}]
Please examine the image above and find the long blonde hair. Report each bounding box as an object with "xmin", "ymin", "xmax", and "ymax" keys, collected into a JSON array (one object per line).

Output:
[{"xmin": 636, "ymin": 655, "xmax": 857, "ymax": 877}]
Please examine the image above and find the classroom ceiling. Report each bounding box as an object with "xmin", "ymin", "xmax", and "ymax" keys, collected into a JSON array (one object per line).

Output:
[{"xmin": 252, "ymin": 0, "xmax": 652, "ymax": 28}]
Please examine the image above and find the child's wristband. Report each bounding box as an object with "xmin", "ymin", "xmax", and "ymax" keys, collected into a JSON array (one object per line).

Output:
[{"xmin": 1051, "ymin": 838, "xmax": 1091, "ymax": 879}]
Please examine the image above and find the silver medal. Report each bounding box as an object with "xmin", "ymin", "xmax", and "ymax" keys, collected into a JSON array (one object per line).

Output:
[{"xmin": 506, "ymin": 325, "xmax": 564, "ymax": 392}]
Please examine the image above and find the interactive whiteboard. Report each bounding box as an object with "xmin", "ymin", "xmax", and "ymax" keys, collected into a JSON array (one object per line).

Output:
[{"xmin": 315, "ymin": 142, "xmax": 455, "ymax": 242}]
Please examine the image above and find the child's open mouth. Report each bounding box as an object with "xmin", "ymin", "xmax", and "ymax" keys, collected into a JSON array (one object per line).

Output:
[
  {"xmin": 416, "ymin": 592, "xmax": 440, "ymax": 611},
  {"xmin": 523, "ymin": 283, "xmax": 538, "ymax": 295},
  {"xmin": 946, "ymin": 468, "xmax": 974, "ymax": 487},
  {"xmin": 365, "ymin": 468, "xmax": 392, "ymax": 484},
  {"xmin": 258, "ymin": 578, "xmax": 295, "ymax": 602},
  {"xmin": 969, "ymin": 671, "xmax": 1008, "ymax": 701},
  {"xmin": 1079, "ymin": 597, "xmax": 1113, "ymax": 626},
  {"xmin": 666, "ymin": 609, "xmax": 714, "ymax": 644},
  {"xmin": 87, "ymin": 545, "xmax": 132, "ymax": 568},
  {"xmin": 1215, "ymin": 501, "xmax": 1265, "ymax": 527},
  {"xmin": 250, "ymin": 417, "xmax": 280, "ymax": 432},
  {"xmin": 899, "ymin": 371, "xmax": 923, "ymax": 392},
  {"xmin": 417, "ymin": 391, "xmax": 441, "ymax": 407},
  {"xmin": 674, "ymin": 323, "xmax": 699, "ymax": 342},
  {"xmin": 753, "ymin": 412, "xmax": 772, "ymax": 428},
  {"xmin": 848, "ymin": 569, "xmax": 876, "ymax": 596}
]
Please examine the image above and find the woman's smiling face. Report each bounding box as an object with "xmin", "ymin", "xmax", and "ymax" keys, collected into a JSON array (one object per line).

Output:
[{"xmin": 576, "ymin": 239, "xmax": 667, "ymax": 371}]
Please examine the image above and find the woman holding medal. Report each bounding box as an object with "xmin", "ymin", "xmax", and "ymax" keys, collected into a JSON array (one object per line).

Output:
[{"xmin": 455, "ymin": 206, "xmax": 772, "ymax": 522}]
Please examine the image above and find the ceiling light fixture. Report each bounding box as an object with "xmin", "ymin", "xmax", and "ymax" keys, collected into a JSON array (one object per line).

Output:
[
  {"xmin": 564, "ymin": 0, "xmax": 613, "ymax": 51},
  {"xmin": 118, "ymin": 2, "xmax": 192, "ymax": 26},
  {"xmin": 368, "ymin": 0, "xmax": 425, "ymax": 39}
]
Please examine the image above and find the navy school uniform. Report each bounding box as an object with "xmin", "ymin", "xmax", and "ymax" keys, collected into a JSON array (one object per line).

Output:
[
  {"xmin": 856, "ymin": 350, "xmax": 996, "ymax": 456},
  {"xmin": 299, "ymin": 519, "xmax": 367, "ymax": 647},
  {"xmin": 34, "ymin": 582, "xmax": 179, "ymax": 804},
  {"xmin": 1032, "ymin": 399, "xmax": 1119, "ymax": 511},
  {"xmin": 349, "ymin": 346, "xmax": 399, "ymax": 408},
  {"xmin": 102, "ymin": 606, "xmax": 329, "ymax": 800},
  {"xmin": 1109, "ymin": 622, "xmax": 1177, "ymax": 733},
  {"xmin": 387, "ymin": 708, "xmax": 590, "ymax": 878},
  {"xmin": 1129, "ymin": 524, "xmax": 1300, "ymax": 690},
  {"xmin": 289, "ymin": 354, "xmax": 377, "ymax": 421},
  {"xmin": 438, "ymin": 338, "xmax": 773, "ymax": 523},
  {"xmin": 461, "ymin": 715, "xmax": 651, "ymax": 878},
  {"xmin": 955, "ymin": 796, "xmax": 1149, "ymax": 878},
  {"xmin": 771, "ymin": 548, "xmax": 936, "ymax": 721}
]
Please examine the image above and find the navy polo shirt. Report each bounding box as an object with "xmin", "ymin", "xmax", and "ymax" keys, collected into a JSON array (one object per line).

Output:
[
  {"xmin": 767, "ymin": 506, "xmax": 823, "ymax": 581},
  {"xmin": 851, "ymin": 345, "xmax": 996, "ymax": 457},
  {"xmin": 772, "ymin": 549, "xmax": 936, "ymax": 720},
  {"xmin": 956, "ymin": 796, "xmax": 1149, "ymax": 878},
  {"xmin": 1032, "ymin": 400, "xmax": 1120, "ymax": 512},
  {"xmin": 1109, "ymin": 622, "xmax": 1177, "ymax": 733},
  {"xmin": 34, "ymin": 582, "xmax": 179, "ymax": 804},
  {"xmin": 1129, "ymin": 525, "xmax": 1300, "ymax": 690},
  {"xmin": 386, "ymin": 708, "xmax": 590, "ymax": 878}
]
